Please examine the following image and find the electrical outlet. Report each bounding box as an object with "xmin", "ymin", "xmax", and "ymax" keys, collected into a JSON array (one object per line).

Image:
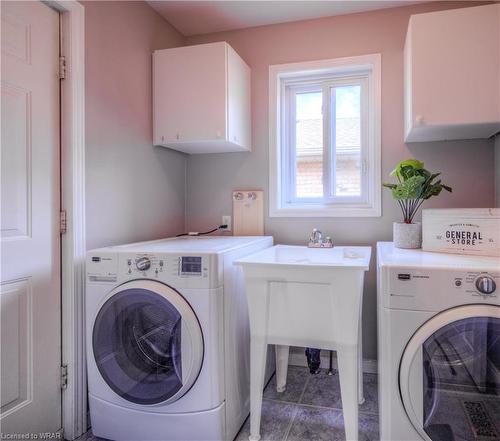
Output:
[{"xmin": 221, "ymin": 215, "xmax": 232, "ymax": 232}]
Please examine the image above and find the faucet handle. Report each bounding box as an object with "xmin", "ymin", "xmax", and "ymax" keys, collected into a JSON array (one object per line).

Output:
[
  {"xmin": 310, "ymin": 228, "xmax": 322, "ymax": 242},
  {"xmin": 308, "ymin": 228, "xmax": 325, "ymax": 247}
]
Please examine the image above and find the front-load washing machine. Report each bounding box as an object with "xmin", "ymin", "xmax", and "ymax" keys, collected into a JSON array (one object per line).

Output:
[
  {"xmin": 86, "ymin": 236, "xmax": 273, "ymax": 441},
  {"xmin": 377, "ymin": 242, "xmax": 500, "ymax": 441}
]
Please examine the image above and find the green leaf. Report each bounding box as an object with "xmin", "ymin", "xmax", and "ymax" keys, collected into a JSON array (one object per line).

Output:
[
  {"xmin": 391, "ymin": 175, "xmax": 425, "ymax": 200},
  {"xmin": 390, "ymin": 159, "xmax": 425, "ymax": 179}
]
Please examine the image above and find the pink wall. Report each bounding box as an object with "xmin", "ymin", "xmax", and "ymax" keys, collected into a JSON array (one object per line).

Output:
[
  {"xmin": 184, "ymin": 1, "xmax": 496, "ymax": 360},
  {"xmin": 496, "ymin": 135, "xmax": 500, "ymax": 206},
  {"xmin": 83, "ymin": 1, "xmax": 187, "ymax": 249}
]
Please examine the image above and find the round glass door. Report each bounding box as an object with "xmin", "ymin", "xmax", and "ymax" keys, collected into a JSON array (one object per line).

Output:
[
  {"xmin": 400, "ymin": 305, "xmax": 500, "ymax": 441},
  {"xmin": 93, "ymin": 280, "xmax": 203, "ymax": 405}
]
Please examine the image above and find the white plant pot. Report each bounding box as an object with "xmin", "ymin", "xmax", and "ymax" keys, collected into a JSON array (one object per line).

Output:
[{"xmin": 393, "ymin": 222, "xmax": 422, "ymax": 249}]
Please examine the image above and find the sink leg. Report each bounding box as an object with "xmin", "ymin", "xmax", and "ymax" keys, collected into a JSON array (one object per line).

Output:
[
  {"xmin": 275, "ymin": 345, "xmax": 289, "ymax": 393},
  {"xmin": 358, "ymin": 319, "xmax": 364, "ymax": 405},
  {"xmin": 338, "ymin": 348, "xmax": 359, "ymax": 441},
  {"xmin": 249, "ymin": 337, "xmax": 268, "ymax": 441}
]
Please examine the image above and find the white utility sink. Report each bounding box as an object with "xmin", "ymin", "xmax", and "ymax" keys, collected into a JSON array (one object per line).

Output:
[
  {"xmin": 235, "ymin": 245, "xmax": 372, "ymax": 441},
  {"xmin": 236, "ymin": 244, "xmax": 371, "ymax": 267}
]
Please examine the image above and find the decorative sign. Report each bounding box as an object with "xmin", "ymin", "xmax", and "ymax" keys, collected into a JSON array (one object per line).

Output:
[{"xmin": 422, "ymin": 208, "xmax": 499, "ymax": 257}]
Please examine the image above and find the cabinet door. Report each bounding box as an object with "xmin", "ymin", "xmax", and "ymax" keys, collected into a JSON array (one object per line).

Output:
[
  {"xmin": 154, "ymin": 42, "xmax": 227, "ymax": 145},
  {"xmin": 227, "ymin": 45, "xmax": 251, "ymax": 150},
  {"xmin": 408, "ymin": 5, "xmax": 500, "ymax": 130}
]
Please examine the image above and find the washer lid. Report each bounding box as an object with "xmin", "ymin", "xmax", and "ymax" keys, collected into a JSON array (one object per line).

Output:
[
  {"xmin": 399, "ymin": 305, "xmax": 500, "ymax": 441},
  {"xmin": 92, "ymin": 280, "xmax": 203, "ymax": 405}
]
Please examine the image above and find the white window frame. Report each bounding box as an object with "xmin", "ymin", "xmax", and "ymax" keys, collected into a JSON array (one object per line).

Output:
[{"xmin": 269, "ymin": 54, "xmax": 381, "ymax": 217}]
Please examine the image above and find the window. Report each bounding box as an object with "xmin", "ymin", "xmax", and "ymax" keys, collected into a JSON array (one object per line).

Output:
[{"xmin": 269, "ymin": 54, "xmax": 381, "ymax": 217}]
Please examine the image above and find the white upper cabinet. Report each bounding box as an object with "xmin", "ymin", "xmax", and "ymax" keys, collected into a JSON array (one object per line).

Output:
[
  {"xmin": 153, "ymin": 42, "xmax": 251, "ymax": 154},
  {"xmin": 404, "ymin": 4, "xmax": 500, "ymax": 143}
]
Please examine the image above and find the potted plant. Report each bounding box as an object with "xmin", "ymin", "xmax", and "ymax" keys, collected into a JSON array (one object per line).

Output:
[{"xmin": 383, "ymin": 159, "xmax": 452, "ymax": 249}]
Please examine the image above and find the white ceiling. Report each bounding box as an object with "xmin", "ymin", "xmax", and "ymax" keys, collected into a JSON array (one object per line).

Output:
[{"xmin": 147, "ymin": 1, "xmax": 424, "ymax": 37}]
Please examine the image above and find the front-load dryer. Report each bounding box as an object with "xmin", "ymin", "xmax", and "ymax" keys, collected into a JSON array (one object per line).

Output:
[
  {"xmin": 377, "ymin": 242, "xmax": 500, "ymax": 441},
  {"xmin": 86, "ymin": 236, "xmax": 273, "ymax": 441}
]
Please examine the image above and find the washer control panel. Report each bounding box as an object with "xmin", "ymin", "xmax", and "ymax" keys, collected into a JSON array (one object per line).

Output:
[
  {"xmin": 87, "ymin": 251, "xmax": 220, "ymax": 289},
  {"xmin": 119, "ymin": 253, "xmax": 215, "ymax": 289},
  {"xmin": 386, "ymin": 268, "xmax": 499, "ymax": 310}
]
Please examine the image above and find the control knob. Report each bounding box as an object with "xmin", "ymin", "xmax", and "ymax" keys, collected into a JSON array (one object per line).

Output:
[
  {"xmin": 475, "ymin": 276, "xmax": 496, "ymax": 295},
  {"xmin": 135, "ymin": 257, "xmax": 151, "ymax": 272}
]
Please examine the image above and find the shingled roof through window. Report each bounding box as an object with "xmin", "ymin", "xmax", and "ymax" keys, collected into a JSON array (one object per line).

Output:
[{"xmin": 296, "ymin": 117, "xmax": 361, "ymax": 157}]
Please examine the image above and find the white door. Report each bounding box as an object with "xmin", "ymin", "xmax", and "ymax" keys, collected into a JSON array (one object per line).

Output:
[{"xmin": 1, "ymin": 0, "xmax": 61, "ymax": 435}]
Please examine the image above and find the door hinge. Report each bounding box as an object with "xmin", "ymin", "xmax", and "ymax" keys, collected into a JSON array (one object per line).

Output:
[
  {"xmin": 60, "ymin": 210, "xmax": 67, "ymax": 234},
  {"xmin": 61, "ymin": 364, "xmax": 68, "ymax": 390},
  {"xmin": 59, "ymin": 55, "xmax": 66, "ymax": 80}
]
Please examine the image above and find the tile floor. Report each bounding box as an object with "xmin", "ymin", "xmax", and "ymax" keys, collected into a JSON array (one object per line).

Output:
[
  {"xmin": 75, "ymin": 366, "xmax": 380, "ymax": 441},
  {"xmin": 236, "ymin": 366, "xmax": 379, "ymax": 441}
]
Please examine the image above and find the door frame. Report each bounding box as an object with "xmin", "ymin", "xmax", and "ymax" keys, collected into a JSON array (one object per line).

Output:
[{"xmin": 47, "ymin": 1, "xmax": 86, "ymax": 439}]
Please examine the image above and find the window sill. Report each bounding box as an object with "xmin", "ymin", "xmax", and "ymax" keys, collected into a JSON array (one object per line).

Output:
[{"xmin": 269, "ymin": 204, "xmax": 381, "ymax": 218}]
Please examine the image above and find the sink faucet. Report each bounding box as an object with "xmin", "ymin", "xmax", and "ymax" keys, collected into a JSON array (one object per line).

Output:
[
  {"xmin": 308, "ymin": 229, "xmax": 333, "ymax": 248},
  {"xmin": 309, "ymin": 228, "xmax": 322, "ymax": 244}
]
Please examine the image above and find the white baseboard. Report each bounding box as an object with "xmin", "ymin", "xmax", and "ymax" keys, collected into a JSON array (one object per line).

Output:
[{"xmin": 288, "ymin": 350, "xmax": 377, "ymax": 375}]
